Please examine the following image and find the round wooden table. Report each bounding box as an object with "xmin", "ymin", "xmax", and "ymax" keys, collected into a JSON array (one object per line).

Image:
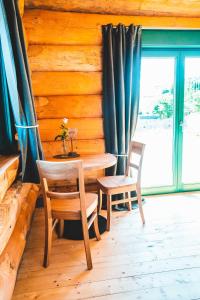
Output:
[
  {"xmin": 53, "ymin": 153, "xmax": 117, "ymax": 240},
  {"xmin": 52, "ymin": 153, "xmax": 117, "ymax": 171}
]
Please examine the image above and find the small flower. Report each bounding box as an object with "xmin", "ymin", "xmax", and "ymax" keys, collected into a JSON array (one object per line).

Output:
[{"xmin": 63, "ymin": 118, "xmax": 68, "ymax": 124}]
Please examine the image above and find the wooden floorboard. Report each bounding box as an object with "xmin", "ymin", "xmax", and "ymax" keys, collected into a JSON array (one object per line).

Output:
[{"xmin": 13, "ymin": 192, "xmax": 200, "ymax": 300}]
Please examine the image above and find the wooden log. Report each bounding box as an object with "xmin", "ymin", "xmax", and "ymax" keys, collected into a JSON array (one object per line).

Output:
[
  {"xmin": 0, "ymin": 230, "xmax": 25, "ymax": 300},
  {"xmin": 32, "ymin": 72, "xmax": 102, "ymax": 96},
  {"xmin": 24, "ymin": 9, "xmax": 200, "ymax": 30},
  {"xmin": 18, "ymin": 0, "xmax": 24, "ymax": 16},
  {"xmin": 38, "ymin": 118, "xmax": 104, "ymax": 141},
  {"xmin": 0, "ymin": 185, "xmax": 21, "ymax": 256},
  {"xmin": 0, "ymin": 183, "xmax": 38, "ymax": 300},
  {"xmin": 42, "ymin": 139, "xmax": 105, "ymax": 158},
  {"xmin": 0, "ymin": 156, "xmax": 19, "ymax": 203},
  {"xmin": 26, "ymin": 26, "xmax": 101, "ymax": 46},
  {"xmin": 35, "ymin": 95, "xmax": 102, "ymax": 119},
  {"xmin": 28, "ymin": 45, "xmax": 101, "ymax": 72},
  {"xmin": 24, "ymin": 0, "xmax": 200, "ymax": 17},
  {"xmin": 0, "ymin": 183, "xmax": 39, "ymax": 255},
  {"xmin": 23, "ymin": 10, "xmax": 102, "ymax": 45},
  {"xmin": 0, "ymin": 175, "xmax": 8, "ymax": 204},
  {"xmin": 23, "ymin": 10, "xmax": 200, "ymax": 46}
]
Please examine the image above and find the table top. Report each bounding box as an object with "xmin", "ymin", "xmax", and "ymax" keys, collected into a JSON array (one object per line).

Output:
[{"xmin": 51, "ymin": 153, "xmax": 117, "ymax": 171}]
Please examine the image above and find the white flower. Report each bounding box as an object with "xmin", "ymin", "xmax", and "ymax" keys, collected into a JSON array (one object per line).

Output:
[{"xmin": 63, "ymin": 118, "xmax": 68, "ymax": 124}]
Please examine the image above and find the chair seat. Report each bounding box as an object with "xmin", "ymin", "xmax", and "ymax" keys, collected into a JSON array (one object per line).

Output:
[
  {"xmin": 97, "ymin": 175, "xmax": 136, "ymax": 195},
  {"xmin": 51, "ymin": 193, "xmax": 98, "ymax": 220}
]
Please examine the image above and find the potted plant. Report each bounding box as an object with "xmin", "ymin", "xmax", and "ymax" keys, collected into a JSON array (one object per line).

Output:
[{"xmin": 54, "ymin": 118, "xmax": 80, "ymax": 158}]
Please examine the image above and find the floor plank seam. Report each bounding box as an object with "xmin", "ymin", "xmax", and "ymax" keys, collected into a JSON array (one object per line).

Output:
[
  {"xmin": 16, "ymin": 262, "xmax": 200, "ymax": 284},
  {"xmin": 14, "ymin": 265, "xmax": 200, "ymax": 296},
  {"xmin": 14, "ymin": 281, "xmax": 200, "ymax": 300}
]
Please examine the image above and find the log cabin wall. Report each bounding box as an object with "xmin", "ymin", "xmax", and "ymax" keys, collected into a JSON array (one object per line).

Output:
[
  {"xmin": 22, "ymin": 2, "xmax": 200, "ymax": 183},
  {"xmin": 23, "ymin": 9, "xmax": 105, "ymax": 160}
]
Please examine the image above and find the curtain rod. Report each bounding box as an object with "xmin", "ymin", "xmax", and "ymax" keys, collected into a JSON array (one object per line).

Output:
[
  {"xmin": 104, "ymin": 26, "xmax": 200, "ymax": 30},
  {"xmin": 103, "ymin": 24, "xmax": 140, "ymax": 28}
]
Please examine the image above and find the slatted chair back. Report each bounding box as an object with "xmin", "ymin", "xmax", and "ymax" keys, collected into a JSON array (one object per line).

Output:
[
  {"xmin": 126, "ymin": 141, "xmax": 145, "ymax": 185},
  {"xmin": 36, "ymin": 160, "xmax": 86, "ymax": 217}
]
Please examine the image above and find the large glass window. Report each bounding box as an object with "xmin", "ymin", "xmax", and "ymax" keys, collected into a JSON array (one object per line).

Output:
[
  {"xmin": 135, "ymin": 48, "xmax": 200, "ymax": 194},
  {"xmin": 182, "ymin": 57, "xmax": 200, "ymax": 184},
  {"xmin": 135, "ymin": 57, "xmax": 175, "ymax": 188}
]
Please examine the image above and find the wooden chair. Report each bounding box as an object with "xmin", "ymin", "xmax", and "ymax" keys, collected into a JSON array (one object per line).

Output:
[
  {"xmin": 36, "ymin": 160, "xmax": 101, "ymax": 270},
  {"xmin": 97, "ymin": 141, "xmax": 145, "ymax": 231}
]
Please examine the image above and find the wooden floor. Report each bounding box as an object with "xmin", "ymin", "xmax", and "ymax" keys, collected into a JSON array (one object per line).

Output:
[{"xmin": 13, "ymin": 192, "xmax": 200, "ymax": 300}]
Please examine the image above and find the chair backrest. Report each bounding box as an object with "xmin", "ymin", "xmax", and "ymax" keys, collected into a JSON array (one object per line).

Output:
[
  {"xmin": 36, "ymin": 160, "xmax": 86, "ymax": 217},
  {"xmin": 37, "ymin": 159, "xmax": 83, "ymax": 181},
  {"xmin": 126, "ymin": 141, "xmax": 145, "ymax": 184}
]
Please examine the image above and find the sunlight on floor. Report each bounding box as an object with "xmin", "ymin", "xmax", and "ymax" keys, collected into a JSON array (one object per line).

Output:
[{"xmin": 13, "ymin": 192, "xmax": 200, "ymax": 300}]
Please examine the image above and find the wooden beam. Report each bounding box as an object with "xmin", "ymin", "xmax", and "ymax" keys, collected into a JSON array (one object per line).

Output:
[
  {"xmin": 38, "ymin": 118, "xmax": 104, "ymax": 141},
  {"xmin": 32, "ymin": 72, "xmax": 102, "ymax": 96},
  {"xmin": 28, "ymin": 45, "xmax": 101, "ymax": 72},
  {"xmin": 23, "ymin": 10, "xmax": 200, "ymax": 46},
  {"xmin": 24, "ymin": 9, "xmax": 200, "ymax": 30},
  {"xmin": 35, "ymin": 95, "xmax": 102, "ymax": 119},
  {"xmin": 24, "ymin": 0, "xmax": 200, "ymax": 18}
]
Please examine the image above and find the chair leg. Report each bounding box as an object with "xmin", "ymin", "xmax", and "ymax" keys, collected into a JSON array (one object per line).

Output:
[
  {"xmin": 106, "ymin": 194, "xmax": 112, "ymax": 231},
  {"xmin": 93, "ymin": 209, "xmax": 101, "ymax": 241},
  {"xmin": 44, "ymin": 217, "xmax": 52, "ymax": 268},
  {"xmin": 136, "ymin": 185, "xmax": 145, "ymax": 224},
  {"xmin": 58, "ymin": 219, "xmax": 64, "ymax": 238},
  {"xmin": 126, "ymin": 192, "xmax": 132, "ymax": 211},
  {"xmin": 98, "ymin": 188, "xmax": 103, "ymax": 214},
  {"xmin": 81, "ymin": 217, "xmax": 93, "ymax": 270}
]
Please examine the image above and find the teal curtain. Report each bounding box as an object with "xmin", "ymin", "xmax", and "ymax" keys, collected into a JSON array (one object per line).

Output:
[
  {"xmin": 0, "ymin": 0, "xmax": 43, "ymax": 182},
  {"xmin": 0, "ymin": 42, "xmax": 17, "ymax": 154},
  {"xmin": 102, "ymin": 24, "xmax": 142, "ymax": 176}
]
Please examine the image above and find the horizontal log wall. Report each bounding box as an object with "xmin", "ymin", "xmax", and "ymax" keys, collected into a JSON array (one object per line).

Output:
[
  {"xmin": 23, "ymin": 9, "xmax": 107, "ymax": 187},
  {"xmin": 24, "ymin": 0, "xmax": 200, "ymax": 18},
  {"xmin": 38, "ymin": 118, "xmax": 103, "ymax": 141},
  {"xmin": 23, "ymin": 8, "xmax": 200, "ymax": 161},
  {"xmin": 24, "ymin": 10, "xmax": 105, "ymax": 159}
]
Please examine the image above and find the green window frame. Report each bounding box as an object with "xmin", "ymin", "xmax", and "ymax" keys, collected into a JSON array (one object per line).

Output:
[
  {"xmin": 142, "ymin": 30, "xmax": 200, "ymax": 49},
  {"xmin": 139, "ymin": 30, "xmax": 200, "ymax": 195}
]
